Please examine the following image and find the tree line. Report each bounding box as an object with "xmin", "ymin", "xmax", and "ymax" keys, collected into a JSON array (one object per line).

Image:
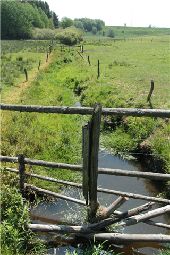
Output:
[
  {"xmin": 1, "ymin": 0, "xmax": 59, "ymax": 39},
  {"xmin": 61, "ymin": 17, "xmax": 105, "ymax": 34}
]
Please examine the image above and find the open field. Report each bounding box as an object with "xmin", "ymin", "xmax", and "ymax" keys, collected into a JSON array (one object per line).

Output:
[{"xmin": 1, "ymin": 35, "xmax": 170, "ymax": 196}]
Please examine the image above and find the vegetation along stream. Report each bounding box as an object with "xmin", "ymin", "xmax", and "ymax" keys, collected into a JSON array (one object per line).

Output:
[{"xmin": 31, "ymin": 150, "xmax": 170, "ymax": 255}]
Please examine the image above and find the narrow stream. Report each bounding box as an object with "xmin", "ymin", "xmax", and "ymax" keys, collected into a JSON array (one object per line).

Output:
[{"xmin": 31, "ymin": 150, "xmax": 170, "ymax": 255}]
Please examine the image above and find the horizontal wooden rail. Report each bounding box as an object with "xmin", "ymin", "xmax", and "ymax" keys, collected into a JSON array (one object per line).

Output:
[
  {"xmin": 2, "ymin": 157, "xmax": 170, "ymax": 181},
  {"xmin": 98, "ymin": 167, "xmax": 170, "ymax": 181},
  {"xmin": 4, "ymin": 168, "xmax": 170, "ymax": 204},
  {"xmin": 97, "ymin": 187, "xmax": 170, "ymax": 204},
  {"xmin": 26, "ymin": 184, "xmax": 86, "ymax": 206},
  {"xmin": 0, "ymin": 156, "xmax": 82, "ymax": 171},
  {"xmin": 1, "ymin": 104, "xmax": 170, "ymax": 117}
]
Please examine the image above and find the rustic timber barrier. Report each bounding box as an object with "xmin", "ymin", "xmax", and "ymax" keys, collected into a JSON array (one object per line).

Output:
[{"xmin": 1, "ymin": 103, "xmax": 170, "ymax": 244}]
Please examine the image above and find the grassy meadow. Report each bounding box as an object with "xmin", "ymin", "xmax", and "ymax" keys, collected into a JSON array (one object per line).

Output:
[{"xmin": 1, "ymin": 34, "xmax": 170, "ymax": 195}]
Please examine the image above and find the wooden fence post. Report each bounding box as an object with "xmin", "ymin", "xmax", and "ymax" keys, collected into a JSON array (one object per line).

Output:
[
  {"xmin": 88, "ymin": 104, "xmax": 102, "ymax": 222},
  {"xmin": 18, "ymin": 154, "xmax": 25, "ymax": 198},
  {"xmin": 88, "ymin": 56, "xmax": 91, "ymax": 65},
  {"xmin": 97, "ymin": 60, "xmax": 100, "ymax": 79},
  {"xmin": 46, "ymin": 52, "xmax": 49, "ymax": 62},
  {"xmin": 147, "ymin": 80, "xmax": 154, "ymax": 102},
  {"xmin": 24, "ymin": 68, "xmax": 28, "ymax": 81},
  {"xmin": 38, "ymin": 60, "xmax": 41, "ymax": 70},
  {"xmin": 81, "ymin": 45, "xmax": 84, "ymax": 53},
  {"xmin": 82, "ymin": 122, "xmax": 90, "ymax": 205}
]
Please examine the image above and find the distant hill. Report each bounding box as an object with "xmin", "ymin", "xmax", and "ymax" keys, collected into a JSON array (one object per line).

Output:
[{"xmin": 85, "ymin": 26, "xmax": 170, "ymax": 39}]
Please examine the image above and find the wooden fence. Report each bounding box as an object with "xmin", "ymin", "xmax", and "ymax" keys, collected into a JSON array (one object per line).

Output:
[{"xmin": 1, "ymin": 103, "xmax": 170, "ymax": 243}]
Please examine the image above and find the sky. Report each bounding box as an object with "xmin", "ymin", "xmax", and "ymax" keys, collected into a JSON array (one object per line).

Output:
[{"xmin": 46, "ymin": 0, "xmax": 170, "ymax": 28}]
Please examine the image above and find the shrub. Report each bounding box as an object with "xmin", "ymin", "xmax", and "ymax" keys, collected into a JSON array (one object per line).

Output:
[
  {"xmin": 56, "ymin": 27, "xmax": 83, "ymax": 46},
  {"xmin": 32, "ymin": 28, "xmax": 57, "ymax": 40}
]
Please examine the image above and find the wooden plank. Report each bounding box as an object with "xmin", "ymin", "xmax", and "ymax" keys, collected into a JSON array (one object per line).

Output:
[
  {"xmin": 1, "ymin": 104, "xmax": 170, "ymax": 118},
  {"xmin": 26, "ymin": 184, "xmax": 86, "ymax": 206},
  {"xmin": 88, "ymin": 104, "xmax": 102, "ymax": 221},
  {"xmin": 82, "ymin": 123, "xmax": 90, "ymax": 205}
]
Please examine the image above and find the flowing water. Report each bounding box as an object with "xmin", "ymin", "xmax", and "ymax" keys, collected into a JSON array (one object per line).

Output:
[{"xmin": 31, "ymin": 150, "xmax": 170, "ymax": 255}]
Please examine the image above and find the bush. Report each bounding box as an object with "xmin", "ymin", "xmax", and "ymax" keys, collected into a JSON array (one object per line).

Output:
[
  {"xmin": 107, "ymin": 29, "xmax": 115, "ymax": 38},
  {"xmin": 1, "ymin": 172, "xmax": 45, "ymax": 255},
  {"xmin": 32, "ymin": 28, "xmax": 57, "ymax": 40},
  {"xmin": 56, "ymin": 27, "xmax": 83, "ymax": 45}
]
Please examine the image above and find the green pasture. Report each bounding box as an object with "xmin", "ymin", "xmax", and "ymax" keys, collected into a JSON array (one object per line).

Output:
[{"xmin": 1, "ymin": 36, "xmax": 170, "ymax": 193}]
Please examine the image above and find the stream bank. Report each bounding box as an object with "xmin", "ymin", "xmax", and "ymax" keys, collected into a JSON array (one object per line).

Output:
[{"xmin": 31, "ymin": 149, "xmax": 170, "ymax": 255}]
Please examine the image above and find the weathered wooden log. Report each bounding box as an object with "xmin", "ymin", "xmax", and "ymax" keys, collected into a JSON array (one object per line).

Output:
[
  {"xmin": 144, "ymin": 220, "xmax": 170, "ymax": 230},
  {"xmin": 29, "ymin": 223, "xmax": 91, "ymax": 233},
  {"xmin": 87, "ymin": 202, "xmax": 155, "ymax": 231},
  {"xmin": 113, "ymin": 202, "xmax": 155, "ymax": 219},
  {"xmin": 79, "ymin": 233, "xmax": 170, "ymax": 243},
  {"xmin": 98, "ymin": 196, "xmax": 129, "ymax": 219},
  {"xmin": 29, "ymin": 224, "xmax": 170, "ymax": 243},
  {"xmin": 26, "ymin": 184, "xmax": 86, "ymax": 206},
  {"xmin": 1, "ymin": 104, "xmax": 170, "ymax": 118},
  {"xmin": 120, "ymin": 205, "xmax": 170, "ymax": 227}
]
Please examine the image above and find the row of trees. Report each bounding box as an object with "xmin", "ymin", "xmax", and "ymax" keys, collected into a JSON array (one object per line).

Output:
[
  {"xmin": 1, "ymin": 0, "xmax": 59, "ymax": 39},
  {"xmin": 60, "ymin": 17, "xmax": 105, "ymax": 34}
]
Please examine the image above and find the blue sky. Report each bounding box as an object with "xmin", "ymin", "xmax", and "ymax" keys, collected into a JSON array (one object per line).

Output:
[{"xmin": 46, "ymin": 0, "xmax": 170, "ymax": 28}]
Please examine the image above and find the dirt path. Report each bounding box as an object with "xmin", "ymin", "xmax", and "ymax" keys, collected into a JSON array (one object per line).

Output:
[{"xmin": 2, "ymin": 53, "xmax": 55, "ymax": 104}]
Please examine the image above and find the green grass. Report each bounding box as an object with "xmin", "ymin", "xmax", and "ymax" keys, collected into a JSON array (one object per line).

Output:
[{"xmin": 2, "ymin": 35, "xmax": 170, "ymax": 186}]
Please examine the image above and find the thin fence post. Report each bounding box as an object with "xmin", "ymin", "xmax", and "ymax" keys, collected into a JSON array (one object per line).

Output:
[
  {"xmin": 46, "ymin": 52, "xmax": 49, "ymax": 62},
  {"xmin": 24, "ymin": 68, "xmax": 28, "ymax": 81},
  {"xmin": 81, "ymin": 45, "xmax": 84, "ymax": 53},
  {"xmin": 18, "ymin": 154, "xmax": 25, "ymax": 198},
  {"xmin": 88, "ymin": 56, "xmax": 91, "ymax": 65},
  {"xmin": 97, "ymin": 60, "xmax": 100, "ymax": 79},
  {"xmin": 88, "ymin": 104, "xmax": 102, "ymax": 222},
  {"xmin": 38, "ymin": 60, "xmax": 41, "ymax": 70},
  {"xmin": 147, "ymin": 80, "xmax": 154, "ymax": 102}
]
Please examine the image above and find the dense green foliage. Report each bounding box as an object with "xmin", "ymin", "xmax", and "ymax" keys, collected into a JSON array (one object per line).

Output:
[
  {"xmin": 74, "ymin": 18, "xmax": 105, "ymax": 32},
  {"xmin": 1, "ymin": 171, "xmax": 45, "ymax": 254},
  {"xmin": 1, "ymin": 0, "xmax": 58, "ymax": 39},
  {"xmin": 56, "ymin": 27, "xmax": 83, "ymax": 45}
]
